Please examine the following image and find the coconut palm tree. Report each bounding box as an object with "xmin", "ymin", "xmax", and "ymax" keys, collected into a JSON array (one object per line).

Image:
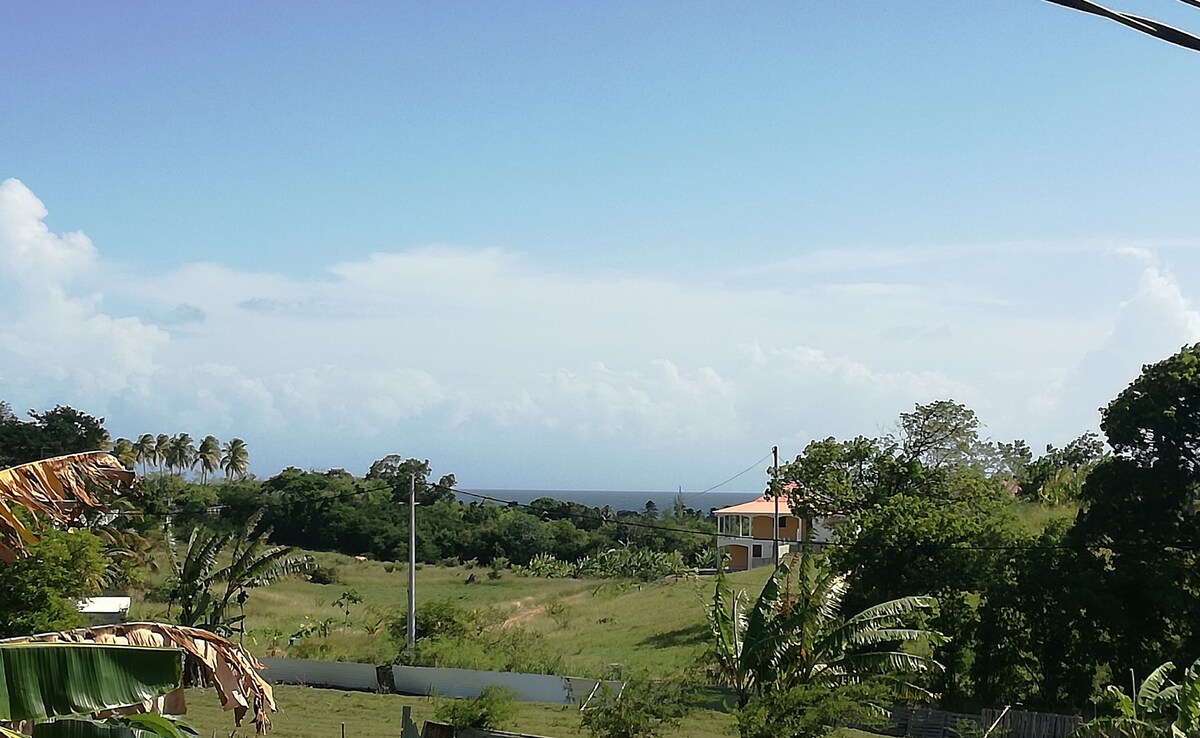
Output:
[
  {"xmin": 708, "ymin": 544, "xmax": 943, "ymax": 708},
  {"xmin": 108, "ymin": 438, "xmax": 136, "ymax": 470},
  {"xmin": 166, "ymin": 434, "xmax": 195, "ymax": 478},
  {"xmin": 154, "ymin": 434, "xmax": 170, "ymax": 476},
  {"xmin": 220, "ymin": 438, "xmax": 249, "ymax": 480},
  {"xmin": 133, "ymin": 433, "xmax": 157, "ymax": 476},
  {"xmin": 196, "ymin": 435, "xmax": 221, "ymax": 485}
]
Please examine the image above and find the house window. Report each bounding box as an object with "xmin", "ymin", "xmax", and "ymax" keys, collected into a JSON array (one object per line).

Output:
[
  {"xmin": 778, "ymin": 516, "xmax": 789, "ymax": 528},
  {"xmin": 752, "ymin": 544, "xmax": 763, "ymax": 558}
]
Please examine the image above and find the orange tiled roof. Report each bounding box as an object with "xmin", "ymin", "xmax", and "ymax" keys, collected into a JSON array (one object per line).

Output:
[{"xmin": 713, "ymin": 495, "xmax": 793, "ymax": 515}]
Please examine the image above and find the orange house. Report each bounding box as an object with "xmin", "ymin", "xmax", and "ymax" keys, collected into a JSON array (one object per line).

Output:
[{"xmin": 713, "ymin": 495, "xmax": 835, "ymax": 571}]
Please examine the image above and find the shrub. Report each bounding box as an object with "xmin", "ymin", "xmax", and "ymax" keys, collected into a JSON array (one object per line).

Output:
[
  {"xmin": 308, "ymin": 565, "xmax": 340, "ymax": 585},
  {"xmin": 434, "ymin": 686, "xmax": 516, "ymax": 730},
  {"xmin": 437, "ymin": 556, "xmax": 460, "ymax": 567},
  {"xmin": 735, "ymin": 683, "xmax": 888, "ymax": 738},
  {"xmin": 581, "ymin": 676, "xmax": 690, "ymax": 738},
  {"xmin": 487, "ymin": 556, "xmax": 509, "ymax": 580}
]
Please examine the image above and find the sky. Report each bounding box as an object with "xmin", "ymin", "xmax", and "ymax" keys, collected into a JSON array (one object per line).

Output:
[{"xmin": 2, "ymin": 2, "xmax": 1200, "ymax": 491}]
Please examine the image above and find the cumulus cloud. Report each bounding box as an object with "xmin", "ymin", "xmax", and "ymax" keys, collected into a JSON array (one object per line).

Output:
[
  {"xmin": 3, "ymin": 179, "xmax": 1200, "ymax": 488},
  {"xmin": 0, "ymin": 179, "xmax": 97, "ymax": 284},
  {"xmin": 0, "ymin": 179, "xmax": 166, "ymax": 404}
]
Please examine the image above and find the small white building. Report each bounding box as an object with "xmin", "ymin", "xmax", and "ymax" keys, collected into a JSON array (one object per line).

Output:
[{"xmin": 77, "ymin": 596, "xmax": 131, "ymax": 625}]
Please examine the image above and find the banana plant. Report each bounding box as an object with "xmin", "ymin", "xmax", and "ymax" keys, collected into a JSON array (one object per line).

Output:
[
  {"xmin": 1082, "ymin": 658, "xmax": 1200, "ymax": 738},
  {"xmin": 708, "ymin": 541, "xmax": 944, "ymax": 708},
  {"xmin": 166, "ymin": 513, "xmax": 311, "ymax": 632}
]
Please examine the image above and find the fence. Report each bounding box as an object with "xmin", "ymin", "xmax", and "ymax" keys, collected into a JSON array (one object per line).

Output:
[
  {"xmin": 257, "ymin": 657, "xmax": 616, "ymax": 706},
  {"xmin": 882, "ymin": 706, "xmax": 1082, "ymax": 738}
]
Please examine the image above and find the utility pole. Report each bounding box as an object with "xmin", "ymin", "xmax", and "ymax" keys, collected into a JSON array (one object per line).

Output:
[
  {"xmin": 772, "ymin": 445, "xmax": 780, "ymax": 568},
  {"xmin": 406, "ymin": 474, "xmax": 416, "ymax": 655}
]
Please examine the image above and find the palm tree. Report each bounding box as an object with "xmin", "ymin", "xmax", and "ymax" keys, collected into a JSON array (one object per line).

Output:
[
  {"xmin": 221, "ymin": 438, "xmax": 249, "ymax": 480},
  {"xmin": 709, "ymin": 545, "xmax": 943, "ymax": 708},
  {"xmin": 196, "ymin": 435, "xmax": 221, "ymax": 484},
  {"xmin": 167, "ymin": 433, "xmax": 195, "ymax": 478},
  {"xmin": 108, "ymin": 438, "xmax": 136, "ymax": 470},
  {"xmin": 133, "ymin": 433, "xmax": 157, "ymax": 476},
  {"xmin": 154, "ymin": 433, "xmax": 170, "ymax": 476}
]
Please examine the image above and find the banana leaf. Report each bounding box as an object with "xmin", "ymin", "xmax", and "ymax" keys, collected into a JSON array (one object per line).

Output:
[{"xmin": 0, "ymin": 644, "xmax": 181, "ymax": 722}]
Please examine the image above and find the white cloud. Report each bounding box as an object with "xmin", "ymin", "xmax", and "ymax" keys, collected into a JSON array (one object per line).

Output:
[
  {"xmin": 0, "ymin": 179, "xmax": 166, "ymax": 404},
  {"xmin": 3, "ymin": 179, "xmax": 1200, "ymax": 488},
  {"xmin": 0, "ymin": 179, "xmax": 97, "ymax": 284}
]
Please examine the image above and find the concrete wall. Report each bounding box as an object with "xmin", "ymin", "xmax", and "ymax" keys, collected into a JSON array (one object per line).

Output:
[
  {"xmin": 256, "ymin": 657, "xmax": 615, "ymax": 706},
  {"xmin": 259, "ymin": 657, "xmax": 380, "ymax": 692}
]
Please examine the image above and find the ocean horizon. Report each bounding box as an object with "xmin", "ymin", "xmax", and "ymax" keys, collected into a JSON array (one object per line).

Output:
[{"xmin": 458, "ymin": 488, "xmax": 763, "ymax": 514}]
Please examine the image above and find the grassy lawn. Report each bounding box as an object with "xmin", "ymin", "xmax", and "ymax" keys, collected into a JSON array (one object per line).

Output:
[
  {"xmin": 180, "ymin": 685, "xmax": 740, "ymax": 738},
  {"xmin": 131, "ymin": 550, "xmax": 774, "ymax": 677}
]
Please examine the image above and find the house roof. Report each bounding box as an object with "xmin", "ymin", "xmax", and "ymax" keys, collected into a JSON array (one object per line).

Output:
[{"xmin": 713, "ymin": 495, "xmax": 793, "ymax": 515}]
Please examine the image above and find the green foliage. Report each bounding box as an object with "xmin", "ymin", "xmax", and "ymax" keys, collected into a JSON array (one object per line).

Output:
[
  {"xmin": 580, "ymin": 677, "xmax": 691, "ymax": 738},
  {"xmin": 332, "ymin": 589, "xmax": 362, "ymax": 622},
  {"xmin": 519, "ymin": 548, "xmax": 689, "ymax": 581},
  {"xmin": 0, "ymin": 643, "xmax": 182, "ymax": 721},
  {"xmin": 736, "ymin": 682, "xmax": 890, "ymax": 738},
  {"xmin": 708, "ymin": 546, "xmax": 943, "ymax": 708},
  {"xmin": 433, "ymin": 686, "xmax": 516, "ymax": 731},
  {"xmin": 1072, "ymin": 345, "xmax": 1200, "ymax": 685},
  {"xmin": 307, "ymin": 566, "xmax": 339, "ymax": 585},
  {"xmin": 0, "ymin": 530, "xmax": 105, "ymax": 638},
  {"xmin": 166, "ymin": 516, "xmax": 310, "ymax": 632},
  {"xmin": 0, "ymin": 404, "xmax": 109, "ymax": 468},
  {"xmin": 1081, "ymin": 657, "xmax": 1200, "ymax": 738}
]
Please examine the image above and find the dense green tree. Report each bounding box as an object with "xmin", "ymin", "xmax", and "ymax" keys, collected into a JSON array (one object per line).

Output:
[
  {"xmin": 1072, "ymin": 345, "xmax": 1200, "ymax": 683},
  {"xmin": 0, "ymin": 404, "xmax": 109, "ymax": 467},
  {"xmin": 971, "ymin": 520, "xmax": 1098, "ymax": 710},
  {"xmin": 366, "ymin": 454, "xmax": 455, "ymax": 505},
  {"xmin": 0, "ymin": 529, "xmax": 106, "ymax": 637}
]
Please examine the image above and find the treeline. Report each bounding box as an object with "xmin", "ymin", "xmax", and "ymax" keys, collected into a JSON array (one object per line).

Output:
[
  {"xmin": 145, "ymin": 456, "xmax": 716, "ymax": 568},
  {"xmin": 775, "ymin": 346, "xmax": 1200, "ymax": 714}
]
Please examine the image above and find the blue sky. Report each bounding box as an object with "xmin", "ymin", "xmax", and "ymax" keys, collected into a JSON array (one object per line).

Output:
[{"xmin": 2, "ymin": 2, "xmax": 1199, "ymax": 491}]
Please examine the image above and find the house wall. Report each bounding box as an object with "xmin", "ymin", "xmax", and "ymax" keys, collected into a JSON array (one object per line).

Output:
[
  {"xmin": 750, "ymin": 515, "xmax": 774, "ymax": 539},
  {"xmin": 726, "ymin": 544, "xmax": 748, "ymax": 570}
]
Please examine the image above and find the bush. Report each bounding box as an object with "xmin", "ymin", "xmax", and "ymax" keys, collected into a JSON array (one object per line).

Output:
[
  {"xmin": 581, "ymin": 676, "xmax": 690, "ymax": 738},
  {"xmin": 308, "ymin": 565, "xmax": 340, "ymax": 585},
  {"xmin": 736, "ymin": 683, "xmax": 889, "ymax": 738},
  {"xmin": 388, "ymin": 598, "xmax": 478, "ymax": 643},
  {"xmin": 434, "ymin": 686, "xmax": 516, "ymax": 730},
  {"xmin": 487, "ymin": 556, "xmax": 509, "ymax": 580},
  {"xmin": 437, "ymin": 556, "xmax": 460, "ymax": 567}
]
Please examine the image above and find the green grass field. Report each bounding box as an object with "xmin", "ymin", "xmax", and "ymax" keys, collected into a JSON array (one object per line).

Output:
[
  {"xmin": 180, "ymin": 685, "xmax": 739, "ymax": 738},
  {"xmin": 130, "ymin": 550, "xmax": 773, "ymax": 677}
]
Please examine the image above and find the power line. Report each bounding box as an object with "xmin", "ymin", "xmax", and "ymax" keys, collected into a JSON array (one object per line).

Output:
[{"xmin": 681, "ymin": 451, "xmax": 775, "ymax": 500}]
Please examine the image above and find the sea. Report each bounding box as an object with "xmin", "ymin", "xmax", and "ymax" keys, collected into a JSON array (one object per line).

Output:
[{"xmin": 457, "ymin": 488, "xmax": 761, "ymax": 515}]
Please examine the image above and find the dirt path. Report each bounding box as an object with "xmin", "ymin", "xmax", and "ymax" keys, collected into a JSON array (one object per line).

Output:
[{"xmin": 501, "ymin": 591, "xmax": 589, "ymax": 627}]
